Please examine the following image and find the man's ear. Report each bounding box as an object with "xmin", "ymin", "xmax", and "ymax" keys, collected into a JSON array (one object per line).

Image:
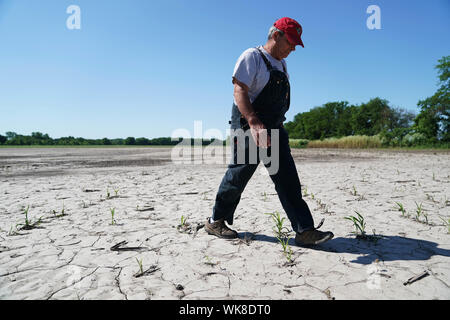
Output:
[{"xmin": 273, "ymin": 31, "xmax": 283, "ymax": 42}]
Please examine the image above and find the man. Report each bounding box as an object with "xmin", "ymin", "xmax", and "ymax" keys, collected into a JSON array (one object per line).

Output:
[{"xmin": 205, "ymin": 17, "xmax": 334, "ymax": 246}]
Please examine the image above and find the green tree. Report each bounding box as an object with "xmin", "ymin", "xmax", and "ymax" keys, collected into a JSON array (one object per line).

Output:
[
  {"xmin": 285, "ymin": 113, "xmax": 306, "ymax": 139},
  {"xmin": 5, "ymin": 132, "xmax": 17, "ymax": 140},
  {"xmin": 136, "ymin": 137, "xmax": 150, "ymax": 145},
  {"xmin": 351, "ymin": 98, "xmax": 392, "ymax": 136},
  {"xmin": 101, "ymin": 137, "xmax": 112, "ymax": 145},
  {"xmin": 125, "ymin": 137, "xmax": 136, "ymax": 145},
  {"xmin": 389, "ymin": 108, "xmax": 416, "ymax": 130},
  {"xmin": 285, "ymin": 102, "xmax": 355, "ymax": 139},
  {"xmin": 414, "ymin": 56, "xmax": 449, "ymax": 142}
]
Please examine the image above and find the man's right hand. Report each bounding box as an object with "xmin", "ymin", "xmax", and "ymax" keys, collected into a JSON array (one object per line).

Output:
[
  {"xmin": 233, "ymin": 78, "xmax": 271, "ymax": 149},
  {"xmin": 248, "ymin": 115, "xmax": 271, "ymax": 148}
]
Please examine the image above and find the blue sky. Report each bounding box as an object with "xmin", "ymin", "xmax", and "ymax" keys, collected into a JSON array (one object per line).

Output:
[{"xmin": 0, "ymin": 0, "xmax": 449, "ymax": 139}]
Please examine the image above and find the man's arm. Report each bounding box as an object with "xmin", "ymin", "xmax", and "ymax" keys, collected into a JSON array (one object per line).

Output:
[{"xmin": 233, "ymin": 78, "xmax": 271, "ymax": 148}]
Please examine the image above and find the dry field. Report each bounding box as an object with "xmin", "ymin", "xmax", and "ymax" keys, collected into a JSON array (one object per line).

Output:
[{"xmin": 0, "ymin": 147, "xmax": 449, "ymax": 300}]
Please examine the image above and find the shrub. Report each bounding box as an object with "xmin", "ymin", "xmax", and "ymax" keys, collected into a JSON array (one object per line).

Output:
[
  {"xmin": 307, "ymin": 135, "xmax": 382, "ymax": 148},
  {"xmin": 289, "ymin": 139, "xmax": 309, "ymax": 148}
]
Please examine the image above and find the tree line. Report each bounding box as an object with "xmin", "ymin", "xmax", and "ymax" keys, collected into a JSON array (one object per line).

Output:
[
  {"xmin": 284, "ymin": 56, "xmax": 449, "ymax": 147},
  {"xmin": 0, "ymin": 133, "xmax": 224, "ymax": 146}
]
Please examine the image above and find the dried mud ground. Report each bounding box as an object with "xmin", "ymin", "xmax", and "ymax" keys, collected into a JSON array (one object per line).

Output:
[{"xmin": 0, "ymin": 147, "xmax": 449, "ymax": 300}]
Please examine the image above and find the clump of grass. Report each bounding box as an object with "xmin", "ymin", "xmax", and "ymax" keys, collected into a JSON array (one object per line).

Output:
[
  {"xmin": 23, "ymin": 206, "xmax": 31, "ymax": 226},
  {"xmin": 344, "ymin": 211, "xmax": 366, "ymax": 238},
  {"xmin": 302, "ymin": 186, "xmax": 308, "ymax": 197},
  {"xmin": 176, "ymin": 215, "xmax": 192, "ymax": 233},
  {"xmin": 413, "ymin": 202, "xmax": 431, "ymax": 225},
  {"xmin": 110, "ymin": 208, "xmax": 116, "ymax": 225},
  {"xmin": 133, "ymin": 258, "xmax": 160, "ymax": 278},
  {"xmin": 16, "ymin": 205, "xmax": 42, "ymax": 231},
  {"xmin": 289, "ymin": 139, "xmax": 309, "ymax": 149},
  {"xmin": 307, "ymin": 135, "xmax": 382, "ymax": 149},
  {"xmin": 414, "ymin": 202, "xmax": 423, "ymax": 222},
  {"xmin": 178, "ymin": 215, "xmax": 189, "ymax": 231},
  {"xmin": 395, "ymin": 202, "xmax": 406, "ymax": 217},
  {"xmin": 265, "ymin": 211, "xmax": 290, "ymax": 239},
  {"xmin": 345, "ymin": 211, "xmax": 384, "ymax": 242},
  {"xmin": 266, "ymin": 212, "xmax": 295, "ymax": 265},
  {"xmin": 52, "ymin": 201, "xmax": 67, "ymax": 218}
]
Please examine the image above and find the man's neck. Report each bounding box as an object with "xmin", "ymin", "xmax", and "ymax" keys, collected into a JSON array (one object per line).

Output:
[{"xmin": 263, "ymin": 42, "xmax": 281, "ymax": 61}]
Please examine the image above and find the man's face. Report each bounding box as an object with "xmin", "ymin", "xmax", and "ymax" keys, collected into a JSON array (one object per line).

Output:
[{"xmin": 275, "ymin": 33, "xmax": 296, "ymax": 59}]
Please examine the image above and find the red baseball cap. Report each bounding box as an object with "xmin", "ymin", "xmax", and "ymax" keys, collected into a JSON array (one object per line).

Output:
[{"xmin": 273, "ymin": 17, "xmax": 304, "ymax": 48}]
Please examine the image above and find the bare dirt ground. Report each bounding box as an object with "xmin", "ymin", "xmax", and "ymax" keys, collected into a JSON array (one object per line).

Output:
[{"xmin": 0, "ymin": 147, "xmax": 449, "ymax": 300}]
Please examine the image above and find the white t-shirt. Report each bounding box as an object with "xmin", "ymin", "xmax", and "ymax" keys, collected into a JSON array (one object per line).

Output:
[{"xmin": 232, "ymin": 46, "xmax": 289, "ymax": 104}]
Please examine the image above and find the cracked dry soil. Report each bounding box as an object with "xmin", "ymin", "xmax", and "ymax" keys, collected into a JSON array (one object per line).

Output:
[{"xmin": 0, "ymin": 147, "xmax": 449, "ymax": 299}]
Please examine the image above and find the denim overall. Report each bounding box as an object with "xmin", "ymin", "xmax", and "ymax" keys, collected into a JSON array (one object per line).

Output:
[{"xmin": 212, "ymin": 48, "xmax": 314, "ymax": 233}]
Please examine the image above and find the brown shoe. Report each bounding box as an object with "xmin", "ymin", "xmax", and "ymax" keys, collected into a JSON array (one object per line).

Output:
[
  {"xmin": 295, "ymin": 219, "xmax": 334, "ymax": 246},
  {"xmin": 205, "ymin": 217, "xmax": 238, "ymax": 239}
]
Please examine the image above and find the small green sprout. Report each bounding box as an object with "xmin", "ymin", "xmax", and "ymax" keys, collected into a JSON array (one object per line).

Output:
[
  {"xmin": 52, "ymin": 201, "xmax": 67, "ymax": 218},
  {"xmin": 136, "ymin": 258, "xmax": 144, "ymax": 274},
  {"xmin": 180, "ymin": 215, "xmax": 187, "ymax": 227},
  {"xmin": 439, "ymin": 216, "xmax": 450, "ymax": 234},
  {"xmin": 16, "ymin": 206, "xmax": 42, "ymax": 231},
  {"xmin": 395, "ymin": 202, "xmax": 406, "ymax": 217},
  {"xmin": 302, "ymin": 186, "xmax": 308, "ymax": 197},
  {"xmin": 203, "ymin": 255, "xmax": 217, "ymax": 266},
  {"xmin": 414, "ymin": 202, "xmax": 423, "ymax": 221},
  {"xmin": 265, "ymin": 211, "xmax": 290, "ymax": 238},
  {"xmin": 110, "ymin": 208, "xmax": 116, "ymax": 225},
  {"xmin": 344, "ymin": 211, "xmax": 366, "ymax": 237},
  {"xmin": 176, "ymin": 215, "xmax": 192, "ymax": 233},
  {"xmin": 266, "ymin": 212, "xmax": 295, "ymax": 265}
]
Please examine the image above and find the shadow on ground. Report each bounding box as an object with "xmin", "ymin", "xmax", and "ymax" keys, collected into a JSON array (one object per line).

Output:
[{"xmin": 243, "ymin": 232, "xmax": 450, "ymax": 265}]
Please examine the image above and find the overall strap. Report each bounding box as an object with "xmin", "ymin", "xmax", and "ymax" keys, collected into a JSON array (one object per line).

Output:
[
  {"xmin": 281, "ymin": 60, "xmax": 287, "ymax": 74},
  {"xmin": 255, "ymin": 47, "xmax": 273, "ymax": 71},
  {"xmin": 255, "ymin": 47, "xmax": 287, "ymax": 73}
]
